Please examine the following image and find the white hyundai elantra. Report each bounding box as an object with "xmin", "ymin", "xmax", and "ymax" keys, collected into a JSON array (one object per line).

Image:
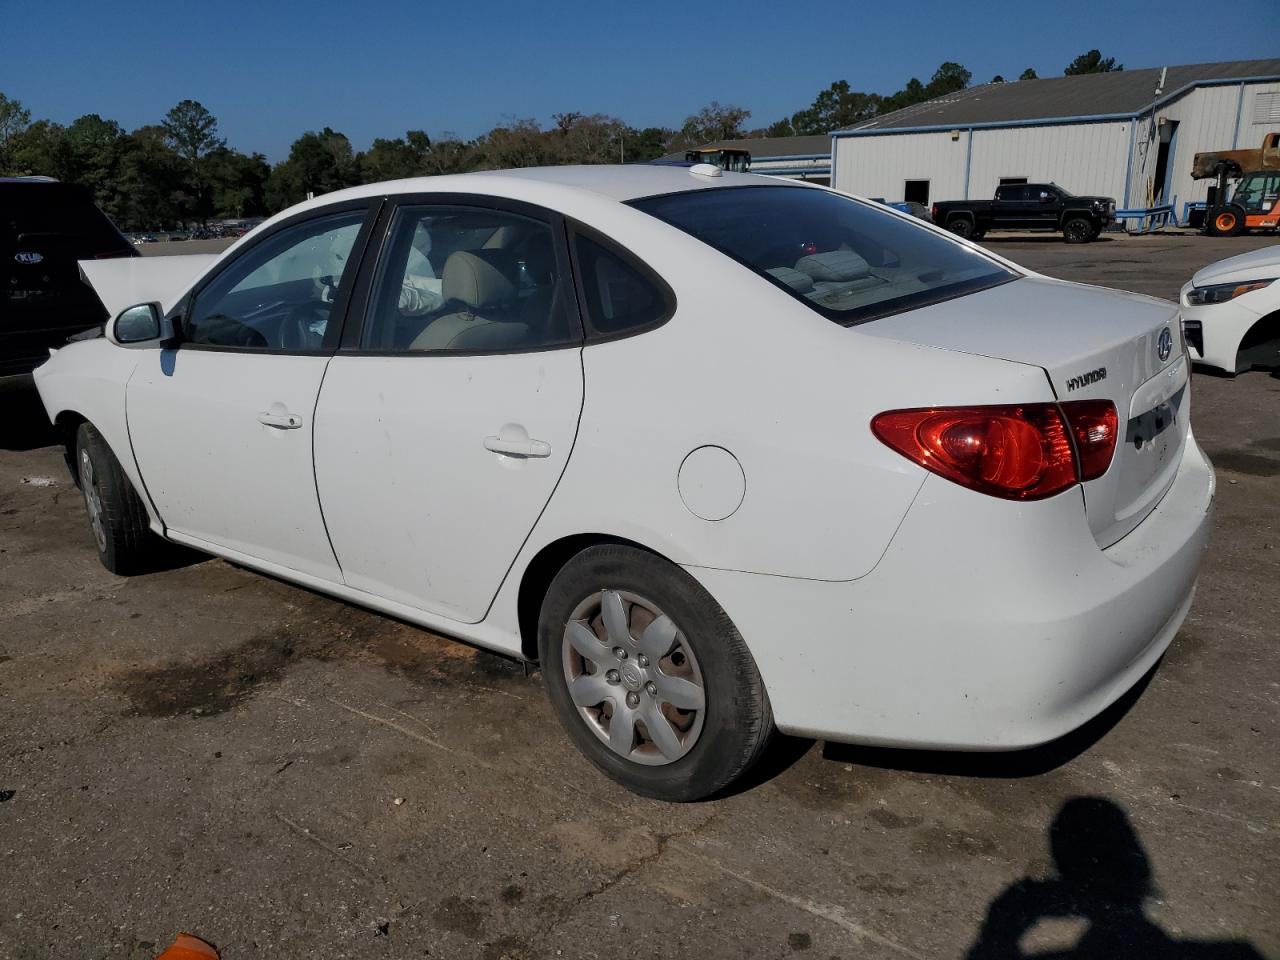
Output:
[{"xmin": 34, "ymin": 165, "xmax": 1214, "ymax": 800}]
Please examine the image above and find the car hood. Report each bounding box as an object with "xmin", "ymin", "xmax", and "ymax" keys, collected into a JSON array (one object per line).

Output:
[
  {"xmin": 1191, "ymin": 244, "xmax": 1280, "ymax": 287},
  {"xmin": 79, "ymin": 253, "xmax": 218, "ymax": 318}
]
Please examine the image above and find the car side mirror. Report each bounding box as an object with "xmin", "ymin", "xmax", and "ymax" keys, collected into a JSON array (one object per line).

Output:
[
  {"xmin": 108, "ymin": 303, "xmax": 173, "ymax": 346},
  {"xmin": 1040, "ymin": 193, "xmax": 1054, "ymax": 203}
]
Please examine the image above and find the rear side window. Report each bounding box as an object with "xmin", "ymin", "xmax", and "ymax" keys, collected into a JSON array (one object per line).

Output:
[
  {"xmin": 1, "ymin": 185, "xmax": 129, "ymax": 254},
  {"xmin": 573, "ymin": 234, "xmax": 671, "ymax": 337},
  {"xmin": 632, "ymin": 185, "xmax": 1014, "ymax": 325}
]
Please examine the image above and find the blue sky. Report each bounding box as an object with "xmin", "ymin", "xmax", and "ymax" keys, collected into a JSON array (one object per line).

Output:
[{"xmin": 4, "ymin": 0, "xmax": 1278, "ymax": 161}]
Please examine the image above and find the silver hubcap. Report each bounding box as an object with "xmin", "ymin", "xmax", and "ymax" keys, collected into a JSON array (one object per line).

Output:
[
  {"xmin": 79, "ymin": 449, "xmax": 107, "ymax": 552},
  {"xmin": 561, "ymin": 589, "xmax": 706, "ymax": 766}
]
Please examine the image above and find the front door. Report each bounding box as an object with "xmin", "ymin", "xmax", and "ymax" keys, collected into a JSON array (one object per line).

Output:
[
  {"xmin": 127, "ymin": 206, "xmax": 374, "ymax": 580},
  {"xmin": 313, "ymin": 201, "xmax": 584, "ymax": 623}
]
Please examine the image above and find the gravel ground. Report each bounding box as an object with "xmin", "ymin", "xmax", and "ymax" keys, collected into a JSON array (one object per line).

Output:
[{"xmin": 1, "ymin": 229, "xmax": 1277, "ymax": 960}]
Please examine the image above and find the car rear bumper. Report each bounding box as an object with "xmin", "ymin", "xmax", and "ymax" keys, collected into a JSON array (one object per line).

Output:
[{"xmin": 686, "ymin": 432, "xmax": 1215, "ymax": 749}]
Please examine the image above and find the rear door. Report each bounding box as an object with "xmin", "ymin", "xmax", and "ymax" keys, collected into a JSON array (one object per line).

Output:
[
  {"xmin": 991, "ymin": 185, "xmax": 1030, "ymax": 227},
  {"xmin": 312, "ymin": 197, "xmax": 585, "ymax": 623},
  {"xmin": 1, "ymin": 183, "xmax": 134, "ymax": 373},
  {"xmin": 126, "ymin": 202, "xmax": 377, "ymax": 579}
]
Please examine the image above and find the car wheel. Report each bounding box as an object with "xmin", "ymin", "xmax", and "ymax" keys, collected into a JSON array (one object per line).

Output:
[
  {"xmin": 1206, "ymin": 205, "xmax": 1245, "ymax": 237},
  {"xmin": 1063, "ymin": 217, "xmax": 1093, "ymax": 243},
  {"xmin": 75, "ymin": 422, "xmax": 171, "ymax": 575},
  {"xmin": 538, "ymin": 544, "xmax": 774, "ymax": 801},
  {"xmin": 946, "ymin": 218, "xmax": 974, "ymax": 239}
]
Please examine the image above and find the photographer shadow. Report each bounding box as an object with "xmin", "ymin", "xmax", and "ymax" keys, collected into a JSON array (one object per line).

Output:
[{"xmin": 966, "ymin": 796, "xmax": 1263, "ymax": 959}]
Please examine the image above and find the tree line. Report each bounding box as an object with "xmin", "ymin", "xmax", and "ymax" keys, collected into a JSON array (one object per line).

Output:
[{"xmin": 0, "ymin": 50, "xmax": 1121, "ymax": 230}]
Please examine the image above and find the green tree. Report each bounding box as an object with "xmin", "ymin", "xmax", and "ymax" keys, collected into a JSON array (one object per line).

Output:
[
  {"xmin": 64, "ymin": 114, "xmax": 126, "ymax": 218},
  {"xmin": 115, "ymin": 125, "xmax": 184, "ymax": 229},
  {"xmin": 621, "ymin": 126, "xmax": 673, "ymax": 161},
  {"xmin": 789, "ymin": 81, "xmax": 882, "ymax": 135},
  {"xmin": 267, "ymin": 127, "xmax": 359, "ymax": 210},
  {"xmin": 678, "ymin": 101, "xmax": 751, "ymax": 146},
  {"xmin": 161, "ymin": 99, "xmax": 225, "ymax": 221},
  {"xmin": 1019, "ymin": 67, "xmax": 1039, "ymax": 80},
  {"xmin": 206, "ymin": 146, "xmax": 270, "ymax": 218},
  {"xmin": 991, "ymin": 75, "xmax": 1006, "ymax": 84},
  {"xmin": 7, "ymin": 119, "xmax": 73, "ymax": 180},
  {"xmin": 924, "ymin": 62, "xmax": 972, "ymax": 98},
  {"xmin": 161, "ymin": 99, "xmax": 224, "ymax": 167},
  {"xmin": 1064, "ymin": 50, "xmax": 1123, "ymax": 75},
  {"xmin": 0, "ymin": 92, "xmax": 32, "ymax": 172}
]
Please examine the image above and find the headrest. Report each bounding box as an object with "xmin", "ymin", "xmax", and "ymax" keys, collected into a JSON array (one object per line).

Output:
[
  {"xmin": 795, "ymin": 250, "xmax": 871, "ymax": 282},
  {"xmin": 442, "ymin": 251, "xmax": 515, "ymax": 309},
  {"xmin": 765, "ymin": 266, "xmax": 815, "ymax": 294}
]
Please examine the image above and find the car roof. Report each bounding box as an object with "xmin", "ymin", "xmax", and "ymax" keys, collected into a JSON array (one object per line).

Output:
[{"xmin": 308, "ymin": 164, "xmax": 798, "ymax": 208}]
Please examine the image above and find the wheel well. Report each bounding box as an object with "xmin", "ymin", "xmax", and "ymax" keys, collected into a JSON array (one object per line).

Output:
[
  {"xmin": 1236, "ymin": 310, "xmax": 1280, "ymax": 371},
  {"xmin": 53, "ymin": 411, "xmax": 87, "ymax": 484},
  {"xmin": 515, "ymin": 533, "xmax": 663, "ymax": 663}
]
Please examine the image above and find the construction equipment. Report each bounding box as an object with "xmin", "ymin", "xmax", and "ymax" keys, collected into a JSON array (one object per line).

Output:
[
  {"xmin": 1192, "ymin": 133, "xmax": 1280, "ymax": 236},
  {"xmin": 683, "ymin": 146, "xmax": 751, "ymax": 172}
]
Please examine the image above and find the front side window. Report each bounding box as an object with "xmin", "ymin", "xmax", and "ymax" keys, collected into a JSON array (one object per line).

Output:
[
  {"xmin": 186, "ymin": 210, "xmax": 365, "ymax": 350},
  {"xmin": 362, "ymin": 205, "xmax": 576, "ymax": 353},
  {"xmin": 631, "ymin": 185, "xmax": 1015, "ymax": 325}
]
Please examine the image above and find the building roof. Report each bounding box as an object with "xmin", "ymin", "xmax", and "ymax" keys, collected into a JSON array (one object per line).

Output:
[
  {"xmin": 665, "ymin": 134, "xmax": 832, "ymax": 161},
  {"xmin": 841, "ymin": 59, "xmax": 1280, "ymax": 134}
]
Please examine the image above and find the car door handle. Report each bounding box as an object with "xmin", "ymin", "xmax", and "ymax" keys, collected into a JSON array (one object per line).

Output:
[
  {"xmin": 484, "ymin": 435, "xmax": 551, "ymax": 458},
  {"xmin": 258, "ymin": 410, "xmax": 303, "ymax": 429}
]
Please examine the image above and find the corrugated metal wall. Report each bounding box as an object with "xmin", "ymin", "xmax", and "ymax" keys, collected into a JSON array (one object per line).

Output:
[
  {"xmin": 831, "ymin": 131, "xmax": 966, "ymax": 202},
  {"xmin": 967, "ymin": 123, "xmax": 1130, "ymax": 200}
]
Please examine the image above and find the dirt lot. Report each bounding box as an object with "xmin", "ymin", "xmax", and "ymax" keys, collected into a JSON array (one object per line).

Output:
[{"xmin": 2, "ymin": 231, "xmax": 1278, "ymax": 959}]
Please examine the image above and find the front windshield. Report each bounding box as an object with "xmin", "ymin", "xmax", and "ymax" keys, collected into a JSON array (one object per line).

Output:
[{"xmin": 631, "ymin": 185, "xmax": 1016, "ymax": 325}]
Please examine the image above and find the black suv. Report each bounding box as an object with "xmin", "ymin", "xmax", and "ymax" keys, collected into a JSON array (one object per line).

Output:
[
  {"xmin": 931, "ymin": 183, "xmax": 1116, "ymax": 243},
  {"xmin": 2, "ymin": 177, "xmax": 137, "ymax": 377}
]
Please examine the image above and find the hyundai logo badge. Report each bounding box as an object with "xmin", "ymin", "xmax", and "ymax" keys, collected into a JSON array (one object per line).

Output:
[
  {"xmin": 1157, "ymin": 327, "xmax": 1173, "ymax": 363},
  {"xmin": 14, "ymin": 251, "xmax": 43, "ymax": 265}
]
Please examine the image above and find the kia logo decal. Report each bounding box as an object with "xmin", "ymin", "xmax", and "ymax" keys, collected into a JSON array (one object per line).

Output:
[
  {"xmin": 1157, "ymin": 327, "xmax": 1173, "ymax": 363},
  {"xmin": 14, "ymin": 251, "xmax": 43, "ymax": 265}
]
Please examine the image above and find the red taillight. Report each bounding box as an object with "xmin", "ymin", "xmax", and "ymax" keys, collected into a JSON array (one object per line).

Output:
[
  {"xmin": 872, "ymin": 404, "xmax": 1078, "ymax": 500},
  {"xmin": 1061, "ymin": 399, "xmax": 1118, "ymax": 481},
  {"xmin": 931, "ymin": 204, "xmax": 938, "ymax": 220}
]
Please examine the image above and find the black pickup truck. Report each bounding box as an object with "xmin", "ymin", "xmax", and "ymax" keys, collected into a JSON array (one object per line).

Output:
[{"xmin": 931, "ymin": 183, "xmax": 1116, "ymax": 243}]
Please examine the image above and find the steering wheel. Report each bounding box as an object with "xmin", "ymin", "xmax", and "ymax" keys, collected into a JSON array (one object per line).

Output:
[{"xmin": 279, "ymin": 301, "xmax": 330, "ymax": 350}]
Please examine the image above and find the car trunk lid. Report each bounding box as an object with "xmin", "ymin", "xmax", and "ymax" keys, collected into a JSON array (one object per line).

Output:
[{"xmin": 861, "ymin": 276, "xmax": 1188, "ymax": 547}]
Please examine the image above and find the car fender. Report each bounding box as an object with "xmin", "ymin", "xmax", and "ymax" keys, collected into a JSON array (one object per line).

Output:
[{"xmin": 32, "ymin": 339, "xmax": 164, "ymax": 535}]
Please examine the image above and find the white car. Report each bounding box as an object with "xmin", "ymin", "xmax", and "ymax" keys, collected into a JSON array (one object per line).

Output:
[
  {"xmin": 1180, "ymin": 245, "xmax": 1280, "ymax": 374},
  {"xmin": 34, "ymin": 165, "xmax": 1214, "ymax": 800}
]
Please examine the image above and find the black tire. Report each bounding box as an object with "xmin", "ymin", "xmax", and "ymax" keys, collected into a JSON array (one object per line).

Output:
[
  {"xmin": 74, "ymin": 422, "xmax": 171, "ymax": 575},
  {"xmin": 1063, "ymin": 217, "xmax": 1094, "ymax": 243},
  {"xmin": 1206, "ymin": 205, "xmax": 1245, "ymax": 237},
  {"xmin": 538, "ymin": 544, "xmax": 774, "ymax": 801},
  {"xmin": 970, "ymin": 229, "xmax": 986, "ymax": 240},
  {"xmin": 946, "ymin": 217, "xmax": 975, "ymax": 239}
]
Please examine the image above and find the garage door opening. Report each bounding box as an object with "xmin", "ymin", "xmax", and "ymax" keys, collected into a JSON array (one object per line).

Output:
[{"xmin": 903, "ymin": 180, "xmax": 930, "ymax": 205}]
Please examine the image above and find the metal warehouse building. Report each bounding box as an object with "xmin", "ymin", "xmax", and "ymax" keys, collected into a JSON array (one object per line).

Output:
[{"xmin": 831, "ymin": 59, "xmax": 1280, "ymax": 214}]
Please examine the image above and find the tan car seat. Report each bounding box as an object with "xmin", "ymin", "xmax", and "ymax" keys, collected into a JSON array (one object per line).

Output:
[{"xmin": 409, "ymin": 251, "xmax": 530, "ymax": 351}]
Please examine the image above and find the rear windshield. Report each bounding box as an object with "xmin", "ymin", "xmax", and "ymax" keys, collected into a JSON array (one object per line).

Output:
[
  {"xmin": 630, "ymin": 185, "xmax": 1015, "ymax": 325},
  {"xmin": 1, "ymin": 184, "xmax": 128, "ymax": 252}
]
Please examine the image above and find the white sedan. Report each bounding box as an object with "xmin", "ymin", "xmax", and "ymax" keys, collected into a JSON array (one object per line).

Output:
[
  {"xmin": 34, "ymin": 165, "xmax": 1214, "ymax": 800},
  {"xmin": 1180, "ymin": 245, "xmax": 1280, "ymax": 374}
]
